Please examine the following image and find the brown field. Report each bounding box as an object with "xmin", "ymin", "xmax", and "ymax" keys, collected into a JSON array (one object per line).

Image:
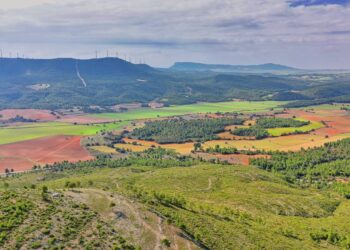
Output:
[
  {"xmin": 0, "ymin": 109, "xmax": 58, "ymax": 121},
  {"xmin": 194, "ymin": 152, "xmax": 270, "ymax": 165},
  {"xmin": 218, "ymin": 131, "xmax": 254, "ymax": 140},
  {"xmin": 204, "ymin": 133, "xmax": 350, "ymax": 152},
  {"xmin": 117, "ymin": 138, "xmax": 194, "ymax": 154},
  {"xmin": 0, "ymin": 135, "xmax": 93, "ymax": 173}
]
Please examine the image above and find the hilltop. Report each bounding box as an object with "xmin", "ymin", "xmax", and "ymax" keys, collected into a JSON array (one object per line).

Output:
[{"xmin": 0, "ymin": 57, "xmax": 156, "ymax": 81}]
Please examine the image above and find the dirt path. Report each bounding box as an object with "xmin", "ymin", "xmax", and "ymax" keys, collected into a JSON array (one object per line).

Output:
[
  {"xmin": 115, "ymin": 192, "xmax": 164, "ymax": 250},
  {"xmin": 66, "ymin": 188, "xmax": 200, "ymax": 250},
  {"xmin": 76, "ymin": 62, "xmax": 87, "ymax": 87},
  {"xmin": 205, "ymin": 178, "xmax": 212, "ymax": 191}
]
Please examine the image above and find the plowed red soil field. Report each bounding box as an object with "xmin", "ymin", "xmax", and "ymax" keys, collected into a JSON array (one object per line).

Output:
[
  {"xmin": 0, "ymin": 135, "xmax": 93, "ymax": 173},
  {"xmin": 0, "ymin": 109, "xmax": 58, "ymax": 121}
]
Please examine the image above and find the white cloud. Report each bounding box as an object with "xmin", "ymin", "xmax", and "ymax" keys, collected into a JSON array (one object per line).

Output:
[{"xmin": 0, "ymin": 0, "xmax": 349, "ymax": 68}]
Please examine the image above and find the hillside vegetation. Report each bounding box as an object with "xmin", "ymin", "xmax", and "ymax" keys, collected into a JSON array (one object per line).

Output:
[
  {"xmin": 2, "ymin": 58, "xmax": 350, "ymax": 109},
  {"xmin": 251, "ymin": 138, "xmax": 350, "ymax": 189},
  {"xmin": 1, "ymin": 144, "xmax": 350, "ymax": 249}
]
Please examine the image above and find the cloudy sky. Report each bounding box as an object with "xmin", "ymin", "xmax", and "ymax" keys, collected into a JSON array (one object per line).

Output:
[{"xmin": 0, "ymin": 0, "xmax": 350, "ymax": 68}]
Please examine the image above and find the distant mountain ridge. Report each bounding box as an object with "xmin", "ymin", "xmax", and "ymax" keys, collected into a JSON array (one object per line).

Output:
[
  {"xmin": 0, "ymin": 57, "xmax": 156, "ymax": 82},
  {"xmin": 0, "ymin": 57, "xmax": 349, "ymax": 110},
  {"xmin": 169, "ymin": 62, "xmax": 299, "ymax": 73}
]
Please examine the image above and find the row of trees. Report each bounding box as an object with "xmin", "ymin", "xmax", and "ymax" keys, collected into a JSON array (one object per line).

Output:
[{"xmin": 256, "ymin": 117, "xmax": 309, "ymax": 128}]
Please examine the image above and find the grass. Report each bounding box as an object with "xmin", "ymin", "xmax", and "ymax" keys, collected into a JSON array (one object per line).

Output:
[
  {"xmin": 0, "ymin": 121, "xmax": 129, "ymax": 145},
  {"xmin": 267, "ymin": 119, "xmax": 324, "ymax": 137},
  {"xmin": 90, "ymin": 101, "xmax": 285, "ymax": 121},
  {"xmin": 2, "ymin": 163, "xmax": 349, "ymax": 249}
]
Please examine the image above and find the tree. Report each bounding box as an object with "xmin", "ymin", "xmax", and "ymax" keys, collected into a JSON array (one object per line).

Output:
[
  {"xmin": 41, "ymin": 186, "xmax": 49, "ymax": 201},
  {"xmin": 194, "ymin": 142, "xmax": 202, "ymax": 152}
]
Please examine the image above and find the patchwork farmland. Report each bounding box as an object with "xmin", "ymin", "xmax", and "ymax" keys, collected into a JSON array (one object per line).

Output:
[{"xmin": 1, "ymin": 101, "xmax": 350, "ymax": 173}]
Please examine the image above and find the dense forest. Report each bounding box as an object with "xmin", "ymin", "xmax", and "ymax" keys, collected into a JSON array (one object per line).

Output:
[{"xmin": 131, "ymin": 117, "xmax": 244, "ymax": 143}]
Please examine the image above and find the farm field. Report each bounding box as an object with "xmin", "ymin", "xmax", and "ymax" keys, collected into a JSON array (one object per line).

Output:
[
  {"xmin": 194, "ymin": 152, "xmax": 270, "ymax": 165},
  {"xmin": 204, "ymin": 133, "xmax": 350, "ymax": 151},
  {"xmin": 203, "ymin": 107, "xmax": 350, "ymax": 151},
  {"xmin": 266, "ymin": 119, "xmax": 324, "ymax": 137},
  {"xmin": 1, "ymin": 101, "xmax": 350, "ymax": 172},
  {"xmin": 114, "ymin": 105, "xmax": 350, "ymax": 153},
  {"xmin": 0, "ymin": 121, "xmax": 128, "ymax": 145},
  {"xmin": 0, "ymin": 109, "xmax": 58, "ymax": 122},
  {"xmin": 115, "ymin": 138, "xmax": 194, "ymax": 154},
  {"xmin": 0, "ymin": 135, "xmax": 93, "ymax": 173},
  {"xmin": 90, "ymin": 101, "xmax": 285, "ymax": 121}
]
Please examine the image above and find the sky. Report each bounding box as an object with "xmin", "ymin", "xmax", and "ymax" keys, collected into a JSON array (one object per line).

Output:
[{"xmin": 0, "ymin": 0, "xmax": 350, "ymax": 69}]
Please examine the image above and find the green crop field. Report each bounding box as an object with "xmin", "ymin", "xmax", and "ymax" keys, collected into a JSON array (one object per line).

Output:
[
  {"xmin": 0, "ymin": 121, "xmax": 128, "ymax": 145},
  {"xmin": 90, "ymin": 101, "xmax": 286, "ymax": 121},
  {"xmin": 267, "ymin": 119, "xmax": 324, "ymax": 137},
  {"xmin": 2, "ymin": 163, "xmax": 349, "ymax": 249}
]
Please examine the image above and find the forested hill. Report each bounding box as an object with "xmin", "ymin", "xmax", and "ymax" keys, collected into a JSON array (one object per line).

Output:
[
  {"xmin": 0, "ymin": 57, "xmax": 349, "ymax": 109},
  {"xmin": 0, "ymin": 57, "xmax": 156, "ymax": 82}
]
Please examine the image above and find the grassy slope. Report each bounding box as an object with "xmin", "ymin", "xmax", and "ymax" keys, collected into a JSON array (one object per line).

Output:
[
  {"xmin": 2, "ymin": 164, "xmax": 349, "ymax": 249},
  {"xmin": 0, "ymin": 121, "xmax": 128, "ymax": 145},
  {"xmin": 90, "ymin": 101, "xmax": 285, "ymax": 120}
]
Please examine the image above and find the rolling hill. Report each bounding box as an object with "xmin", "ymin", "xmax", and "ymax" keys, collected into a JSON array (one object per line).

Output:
[
  {"xmin": 0, "ymin": 57, "xmax": 349, "ymax": 109},
  {"xmin": 0, "ymin": 57, "xmax": 156, "ymax": 81}
]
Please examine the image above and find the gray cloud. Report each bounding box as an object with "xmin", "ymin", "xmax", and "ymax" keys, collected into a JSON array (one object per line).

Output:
[{"xmin": 0, "ymin": 0, "xmax": 349, "ymax": 68}]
